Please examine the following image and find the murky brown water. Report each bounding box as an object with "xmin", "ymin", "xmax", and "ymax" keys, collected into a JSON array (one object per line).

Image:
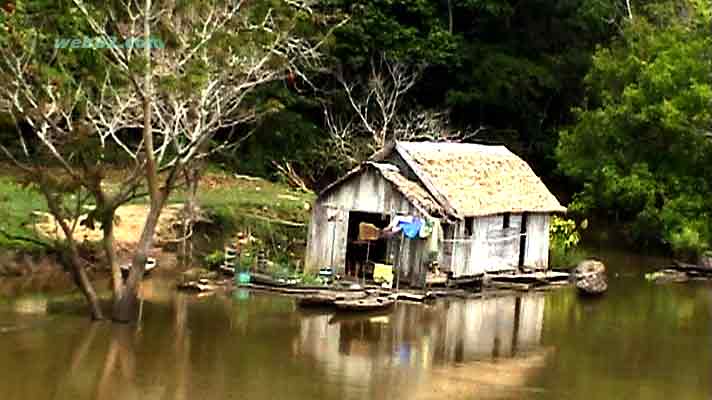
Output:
[{"xmin": 1, "ymin": 248, "xmax": 711, "ymax": 400}]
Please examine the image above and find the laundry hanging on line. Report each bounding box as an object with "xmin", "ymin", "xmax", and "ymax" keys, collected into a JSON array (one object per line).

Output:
[{"xmin": 382, "ymin": 215, "xmax": 423, "ymax": 240}]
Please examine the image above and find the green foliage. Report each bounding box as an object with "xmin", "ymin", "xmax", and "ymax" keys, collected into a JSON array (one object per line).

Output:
[
  {"xmin": 550, "ymin": 216, "xmax": 582, "ymax": 252},
  {"xmin": 203, "ymin": 250, "xmax": 225, "ymax": 270},
  {"xmin": 318, "ymin": 0, "xmax": 620, "ymax": 177},
  {"xmin": 557, "ymin": 2, "xmax": 712, "ymax": 256},
  {"xmin": 0, "ymin": 177, "xmax": 48, "ymax": 251},
  {"xmin": 549, "ymin": 216, "xmax": 587, "ymax": 268}
]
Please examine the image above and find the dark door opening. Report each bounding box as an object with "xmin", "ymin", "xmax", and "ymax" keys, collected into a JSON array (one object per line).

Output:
[
  {"xmin": 518, "ymin": 213, "xmax": 528, "ymax": 267},
  {"xmin": 345, "ymin": 211, "xmax": 391, "ymax": 278}
]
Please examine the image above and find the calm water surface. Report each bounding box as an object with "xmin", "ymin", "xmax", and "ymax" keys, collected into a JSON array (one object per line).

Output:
[{"xmin": 1, "ymin": 248, "xmax": 711, "ymax": 400}]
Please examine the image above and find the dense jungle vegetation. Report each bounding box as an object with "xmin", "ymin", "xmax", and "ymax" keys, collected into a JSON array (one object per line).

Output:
[
  {"xmin": 1, "ymin": 0, "xmax": 710, "ymax": 260},
  {"xmin": 235, "ymin": 0, "xmax": 712, "ymax": 258}
]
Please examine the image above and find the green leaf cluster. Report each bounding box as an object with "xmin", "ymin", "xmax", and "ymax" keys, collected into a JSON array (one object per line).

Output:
[{"xmin": 557, "ymin": 1, "xmax": 712, "ymax": 256}]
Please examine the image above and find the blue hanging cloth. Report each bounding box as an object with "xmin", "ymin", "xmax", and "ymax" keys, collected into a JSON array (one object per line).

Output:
[{"xmin": 399, "ymin": 217, "xmax": 423, "ymax": 239}]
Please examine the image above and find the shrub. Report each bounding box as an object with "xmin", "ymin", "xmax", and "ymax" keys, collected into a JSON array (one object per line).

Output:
[{"xmin": 549, "ymin": 216, "xmax": 588, "ymax": 269}]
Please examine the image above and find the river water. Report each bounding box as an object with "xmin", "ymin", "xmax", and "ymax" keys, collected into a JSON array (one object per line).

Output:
[{"xmin": 1, "ymin": 248, "xmax": 711, "ymax": 400}]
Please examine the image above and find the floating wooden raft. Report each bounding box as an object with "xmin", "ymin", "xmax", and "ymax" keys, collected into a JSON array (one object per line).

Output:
[{"xmin": 334, "ymin": 295, "xmax": 396, "ymax": 312}]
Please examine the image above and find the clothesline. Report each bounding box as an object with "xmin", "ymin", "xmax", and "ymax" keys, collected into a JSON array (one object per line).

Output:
[{"xmin": 441, "ymin": 233, "xmax": 525, "ymax": 244}]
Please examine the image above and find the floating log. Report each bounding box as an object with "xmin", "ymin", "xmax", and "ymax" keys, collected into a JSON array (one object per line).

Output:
[
  {"xmin": 645, "ymin": 269, "xmax": 689, "ymax": 284},
  {"xmin": 250, "ymin": 272, "xmax": 298, "ymax": 287},
  {"xmin": 177, "ymin": 279, "xmax": 218, "ymax": 292},
  {"xmin": 573, "ymin": 260, "xmax": 608, "ymax": 295},
  {"xmin": 448, "ymin": 275, "xmax": 484, "ymax": 289},
  {"xmin": 334, "ymin": 295, "xmax": 396, "ymax": 312},
  {"xmin": 297, "ymin": 290, "xmax": 368, "ymax": 307},
  {"xmin": 238, "ymin": 283, "xmax": 320, "ymax": 296},
  {"xmin": 394, "ymin": 291, "xmax": 428, "ymax": 302},
  {"xmin": 487, "ymin": 281, "xmax": 532, "ymax": 291},
  {"xmin": 673, "ymin": 260, "xmax": 712, "ymax": 273}
]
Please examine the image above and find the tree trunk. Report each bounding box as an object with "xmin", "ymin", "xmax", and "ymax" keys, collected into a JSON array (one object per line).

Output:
[
  {"xmin": 40, "ymin": 184, "xmax": 104, "ymax": 320},
  {"xmin": 180, "ymin": 165, "xmax": 200, "ymax": 266},
  {"xmin": 66, "ymin": 245, "xmax": 105, "ymax": 320},
  {"xmin": 447, "ymin": 0, "xmax": 453, "ymax": 33},
  {"xmin": 102, "ymin": 210, "xmax": 123, "ymax": 297},
  {"xmin": 112, "ymin": 198, "xmax": 164, "ymax": 322},
  {"xmin": 113, "ymin": 0, "xmax": 158, "ymax": 323}
]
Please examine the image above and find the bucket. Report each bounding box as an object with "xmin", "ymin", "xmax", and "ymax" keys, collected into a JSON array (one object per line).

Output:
[{"xmin": 237, "ymin": 272, "xmax": 251, "ymax": 284}]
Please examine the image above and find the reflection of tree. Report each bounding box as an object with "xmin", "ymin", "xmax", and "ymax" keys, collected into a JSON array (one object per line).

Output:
[
  {"xmin": 174, "ymin": 293, "xmax": 189, "ymax": 400},
  {"xmin": 95, "ymin": 326, "xmax": 137, "ymax": 400}
]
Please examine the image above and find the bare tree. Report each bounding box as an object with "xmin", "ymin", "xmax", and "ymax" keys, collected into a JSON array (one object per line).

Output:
[
  {"xmin": 0, "ymin": 0, "xmax": 334, "ymax": 321},
  {"xmin": 324, "ymin": 54, "xmax": 486, "ymax": 165}
]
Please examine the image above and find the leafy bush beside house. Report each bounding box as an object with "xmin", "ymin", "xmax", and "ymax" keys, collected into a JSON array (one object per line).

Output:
[{"xmin": 549, "ymin": 216, "xmax": 587, "ymax": 269}]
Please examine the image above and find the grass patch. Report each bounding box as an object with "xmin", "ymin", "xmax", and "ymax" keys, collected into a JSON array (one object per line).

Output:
[
  {"xmin": 550, "ymin": 246, "xmax": 589, "ymax": 270},
  {"xmin": 171, "ymin": 171, "xmax": 315, "ymax": 269},
  {"xmin": 0, "ymin": 177, "xmax": 49, "ymax": 252}
]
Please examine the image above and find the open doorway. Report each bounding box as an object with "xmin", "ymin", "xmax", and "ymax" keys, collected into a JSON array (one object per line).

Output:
[{"xmin": 345, "ymin": 211, "xmax": 391, "ymax": 279}]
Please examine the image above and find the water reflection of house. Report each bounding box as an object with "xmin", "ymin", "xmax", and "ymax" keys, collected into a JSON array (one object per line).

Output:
[
  {"xmin": 305, "ymin": 141, "xmax": 565, "ymax": 286},
  {"xmin": 298, "ymin": 295, "xmax": 547, "ymax": 397}
]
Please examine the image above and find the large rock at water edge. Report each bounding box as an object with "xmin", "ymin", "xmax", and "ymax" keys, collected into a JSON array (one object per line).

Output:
[
  {"xmin": 700, "ymin": 252, "xmax": 712, "ymax": 270},
  {"xmin": 573, "ymin": 259, "xmax": 608, "ymax": 295}
]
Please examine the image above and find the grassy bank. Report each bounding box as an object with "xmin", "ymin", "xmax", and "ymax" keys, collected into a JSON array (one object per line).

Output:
[
  {"xmin": 0, "ymin": 169, "xmax": 315, "ymax": 269},
  {"xmin": 178, "ymin": 172, "xmax": 315, "ymax": 268}
]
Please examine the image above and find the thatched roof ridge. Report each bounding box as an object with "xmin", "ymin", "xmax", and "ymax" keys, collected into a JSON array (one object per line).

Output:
[{"xmin": 395, "ymin": 141, "xmax": 566, "ymax": 217}]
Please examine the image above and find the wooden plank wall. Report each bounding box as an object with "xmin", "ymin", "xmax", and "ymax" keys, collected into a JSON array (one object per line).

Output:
[
  {"xmin": 305, "ymin": 168, "xmax": 429, "ymax": 284},
  {"xmin": 523, "ymin": 213, "xmax": 550, "ymax": 269},
  {"xmin": 443, "ymin": 212, "xmax": 552, "ymax": 276}
]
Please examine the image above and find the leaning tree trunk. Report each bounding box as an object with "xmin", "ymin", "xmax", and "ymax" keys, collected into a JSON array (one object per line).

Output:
[
  {"xmin": 113, "ymin": 0, "xmax": 159, "ymax": 323},
  {"xmin": 112, "ymin": 200, "xmax": 164, "ymax": 322},
  {"xmin": 62, "ymin": 242, "xmax": 104, "ymax": 320},
  {"xmin": 41, "ymin": 186, "xmax": 104, "ymax": 320}
]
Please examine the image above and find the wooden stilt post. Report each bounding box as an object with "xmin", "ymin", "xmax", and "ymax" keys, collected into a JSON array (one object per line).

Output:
[
  {"xmin": 363, "ymin": 241, "xmax": 370, "ymax": 285},
  {"xmin": 396, "ymin": 234, "xmax": 404, "ymax": 292}
]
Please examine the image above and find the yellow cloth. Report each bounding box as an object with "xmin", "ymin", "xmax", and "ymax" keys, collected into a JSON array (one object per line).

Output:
[{"xmin": 373, "ymin": 263, "xmax": 394, "ymax": 286}]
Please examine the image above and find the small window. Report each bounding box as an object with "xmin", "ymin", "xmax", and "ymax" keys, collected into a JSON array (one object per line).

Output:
[
  {"xmin": 464, "ymin": 217, "xmax": 474, "ymax": 236},
  {"xmin": 503, "ymin": 213, "xmax": 511, "ymax": 229}
]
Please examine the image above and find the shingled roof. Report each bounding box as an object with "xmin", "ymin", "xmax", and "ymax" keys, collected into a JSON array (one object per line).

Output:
[{"xmin": 395, "ymin": 141, "xmax": 566, "ymax": 217}]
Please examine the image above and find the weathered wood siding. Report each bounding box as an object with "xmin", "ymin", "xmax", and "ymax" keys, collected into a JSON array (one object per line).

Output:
[
  {"xmin": 443, "ymin": 213, "xmax": 526, "ymax": 277},
  {"xmin": 305, "ymin": 168, "xmax": 429, "ymax": 285},
  {"xmin": 523, "ymin": 213, "xmax": 550, "ymax": 269}
]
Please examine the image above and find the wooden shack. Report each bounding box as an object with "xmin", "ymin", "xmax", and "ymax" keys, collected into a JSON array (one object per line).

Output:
[{"xmin": 305, "ymin": 141, "xmax": 566, "ymax": 286}]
